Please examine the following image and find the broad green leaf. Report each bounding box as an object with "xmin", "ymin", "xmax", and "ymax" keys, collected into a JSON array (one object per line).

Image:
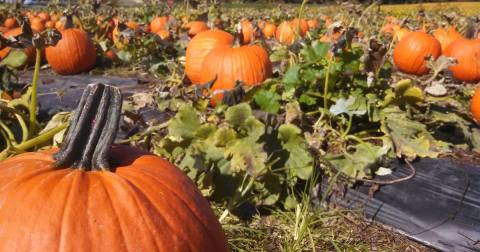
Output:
[
  {"xmin": 168, "ymin": 104, "xmax": 201, "ymax": 141},
  {"xmin": 254, "ymin": 89, "xmax": 281, "ymax": 114},
  {"xmin": 278, "ymin": 124, "xmax": 313, "ymax": 180},
  {"xmin": 225, "ymin": 138, "xmax": 267, "ymax": 176},
  {"xmin": 326, "ymin": 141, "xmax": 390, "ymax": 179},
  {"xmin": 283, "ymin": 65, "xmax": 301, "ymax": 90}
]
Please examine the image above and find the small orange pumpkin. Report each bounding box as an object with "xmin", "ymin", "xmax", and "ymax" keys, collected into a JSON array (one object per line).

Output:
[
  {"xmin": 30, "ymin": 17, "xmax": 45, "ymax": 33},
  {"xmin": 184, "ymin": 21, "xmax": 209, "ymax": 38},
  {"xmin": 307, "ymin": 18, "xmax": 319, "ymax": 30},
  {"xmin": 433, "ymin": 26, "xmax": 463, "ymax": 52},
  {"xmin": 472, "ymin": 86, "xmax": 480, "ymax": 123},
  {"xmin": 275, "ymin": 21, "xmax": 295, "ymax": 45},
  {"xmin": 156, "ymin": 29, "xmax": 170, "ymax": 40},
  {"xmin": 185, "ymin": 30, "xmax": 234, "ymax": 84},
  {"xmin": 393, "ymin": 31, "xmax": 441, "ymax": 75},
  {"xmin": 3, "ymin": 17, "xmax": 18, "ymax": 29},
  {"xmin": 36, "ymin": 12, "xmax": 50, "ymax": 21},
  {"xmin": 291, "ymin": 18, "xmax": 308, "ymax": 37},
  {"xmin": 150, "ymin": 16, "xmax": 169, "ymax": 33},
  {"xmin": 443, "ymin": 39, "xmax": 480, "ymax": 82},
  {"xmin": 45, "ymin": 17, "xmax": 96, "ymax": 75},
  {"xmin": 240, "ymin": 20, "xmax": 254, "ymax": 44},
  {"xmin": 262, "ymin": 22, "xmax": 276, "ymax": 39},
  {"xmin": 199, "ymin": 42, "xmax": 272, "ymax": 92}
]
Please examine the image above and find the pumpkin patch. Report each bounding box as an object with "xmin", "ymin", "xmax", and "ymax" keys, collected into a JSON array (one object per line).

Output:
[{"xmin": 0, "ymin": 2, "xmax": 479, "ymax": 251}]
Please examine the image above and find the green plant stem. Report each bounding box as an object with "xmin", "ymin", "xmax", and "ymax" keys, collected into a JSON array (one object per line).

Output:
[
  {"xmin": 0, "ymin": 122, "xmax": 16, "ymax": 144},
  {"xmin": 14, "ymin": 122, "xmax": 68, "ymax": 152},
  {"xmin": 323, "ymin": 56, "xmax": 332, "ymax": 115},
  {"xmin": 295, "ymin": 0, "xmax": 308, "ymax": 40},
  {"xmin": 341, "ymin": 114, "xmax": 353, "ymax": 138},
  {"xmin": 28, "ymin": 48, "xmax": 42, "ymax": 137}
]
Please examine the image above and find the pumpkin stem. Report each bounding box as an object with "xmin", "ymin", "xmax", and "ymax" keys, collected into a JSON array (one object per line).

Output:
[
  {"xmin": 64, "ymin": 11, "xmax": 75, "ymax": 29},
  {"xmin": 54, "ymin": 83, "xmax": 122, "ymax": 171},
  {"xmin": 233, "ymin": 22, "xmax": 244, "ymax": 47}
]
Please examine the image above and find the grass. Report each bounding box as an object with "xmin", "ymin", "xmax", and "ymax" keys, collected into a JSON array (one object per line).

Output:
[
  {"xmin": 223, "ymin": 1, "xmax": 480, "ymax": 16},
  {"xmin": 218, "ymin": 206, "xmax": 433, "ymax": 252}
]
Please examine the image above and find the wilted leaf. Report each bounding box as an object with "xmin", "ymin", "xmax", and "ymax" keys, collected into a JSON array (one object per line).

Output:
[
  {"xmin": 225, "ymin": 138, "xmax": 267, "ymax": 176},
  {"xmin": 225, "ymin": 103, "xmax": 252, "ymax": 128},
  {"xmin": 381, "ymin": 108, "xmax": 449, "ymax": 160},
  {"xmin": 329, "ymin": 94, "xmax": 367, "ymax": 116},
  {"xmin": 0, "ymin": 50, "xmax": 27, "ymax": 69}
]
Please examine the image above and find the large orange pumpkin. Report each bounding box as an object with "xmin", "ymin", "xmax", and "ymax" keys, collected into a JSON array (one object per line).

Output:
[
  {"xmin": 393, "ymin": 31, "xmax": 441, "ymax": 75},
  {"xmin": 0, "ymin": 83, "xmax": 229, "ymax": 252},
  {"xmin": 46, "ymin": 21, "xmax": 96, "ymax": 75},
  {"xmin": 433, "ymin": 26, "xmax": 463, "ymax": 52},
  {"xmin": 0, "ymin": 28, "xmax": 36, "ymax": 66},
  {"xmin": 185, "ymin": 30, "xmax": 234, "ymax": 84},
  {"xmin": 185, "ymin": 21, "xmax": 209, "ymax": 37},
  {"xmin": 472, "ymin": 86, "xmax": 480, "ymax": 123},
  {"xmin": 443, "ymin": 39, "xmax": 480, "ymax": 82},
  {"xmin": 199, "ymin": 42, "xmax": 272, "ymax": 92},
  {"xmin": 150, "ymin": 16, "xmax": 169, "ymax": 33}
]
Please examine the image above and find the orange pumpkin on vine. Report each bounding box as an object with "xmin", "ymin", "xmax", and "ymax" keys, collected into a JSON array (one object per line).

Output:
[
  {"xmin": 185, "ymin": 30, "xmax": 234, "ymax": 84},
  {"xmin": 393, "ymin": 31, "xmax": 441, "ymax": 75}
]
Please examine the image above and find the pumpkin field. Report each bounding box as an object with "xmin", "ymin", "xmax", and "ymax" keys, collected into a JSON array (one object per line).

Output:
[{"xmin": 0, "ymin": 0, "xmax": 479, "ymax": 251}]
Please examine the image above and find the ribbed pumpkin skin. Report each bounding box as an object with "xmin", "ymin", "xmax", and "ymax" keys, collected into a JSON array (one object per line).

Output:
[
  {"xmin": 0, "ymin": 28, "xmax": 36, "ymax": 66},
  {"xmin": 276, "ymin": 21, "xmax": 295, "ymax": 45},
  {"xmin": 199, "ymin": 45, "xmax": 272, "ymax": 91},
  {"xmin": 472, "ymin": 87, "xmax": 480, "ymax": 122},
  {"xmin": 46, "ymin": 28, "xmax": 96, "ymax": 75},
  {"xmin": 393, "ymin": 31, "xmax": 441, "ymax": 75},
  {"xmin": 185, "ymin": 21, "xmax": 209, "ymax": 37},
  {"xmin": 185, "ymin": 30, "xmax": 234, "ymax": 84},
  {"xmin": 241, "ymin": 20, "xmax": 254, "ymax": 44},
  {"xmin": 443, "ymin": 39, "xmax": 480, "ymax": 82},
  {"xmin": 433, "ymin": 27, "xmax": 463, "ymax": 52},
  {"xmin": 0, "ymin": 146, "xmax": 228, "ymax": 252}
]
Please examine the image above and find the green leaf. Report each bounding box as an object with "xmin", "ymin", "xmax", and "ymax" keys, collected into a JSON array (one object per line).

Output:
[
  {"xmin": 168, "ymin": 104, "xmax": 201, "ymax": 141},
  {"xmin": 283, "ymin": 65, "xmax": 301, "ymax": 90},
  {"xmin": 242, "ymin": 117, "xmax": 265, "ymax": 141},
  {"xmin": 278, "ymin": 124, "xmax": 313, "ymax": 180},
  {"xmin": 0, "ymin": 50, "xmax": 27, "ymax": 69},
  {"xmin": 299, "ymin": 94, "xmax": 317, "ymax": 106},
  {"xmin": 254, "ymin": 89, "xmax": 281, "ymax": 114},
  {"xmin": 225, "ymin": 103, "xmax": 252, "ymax": 128},
  {"xmin": 301, "ymin": 41, "xmax": 329, "ymax": 63},
  {"xmin": 116, "ymin": 50, "xmax": 133, "ymax": 62},
  {"xmin": 326, "ymin": 141, "xmax": 390, "ymax": 179},
  {"xmin": 225, "ymin": 138, "xmax": 267, "ymax": 176}
]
